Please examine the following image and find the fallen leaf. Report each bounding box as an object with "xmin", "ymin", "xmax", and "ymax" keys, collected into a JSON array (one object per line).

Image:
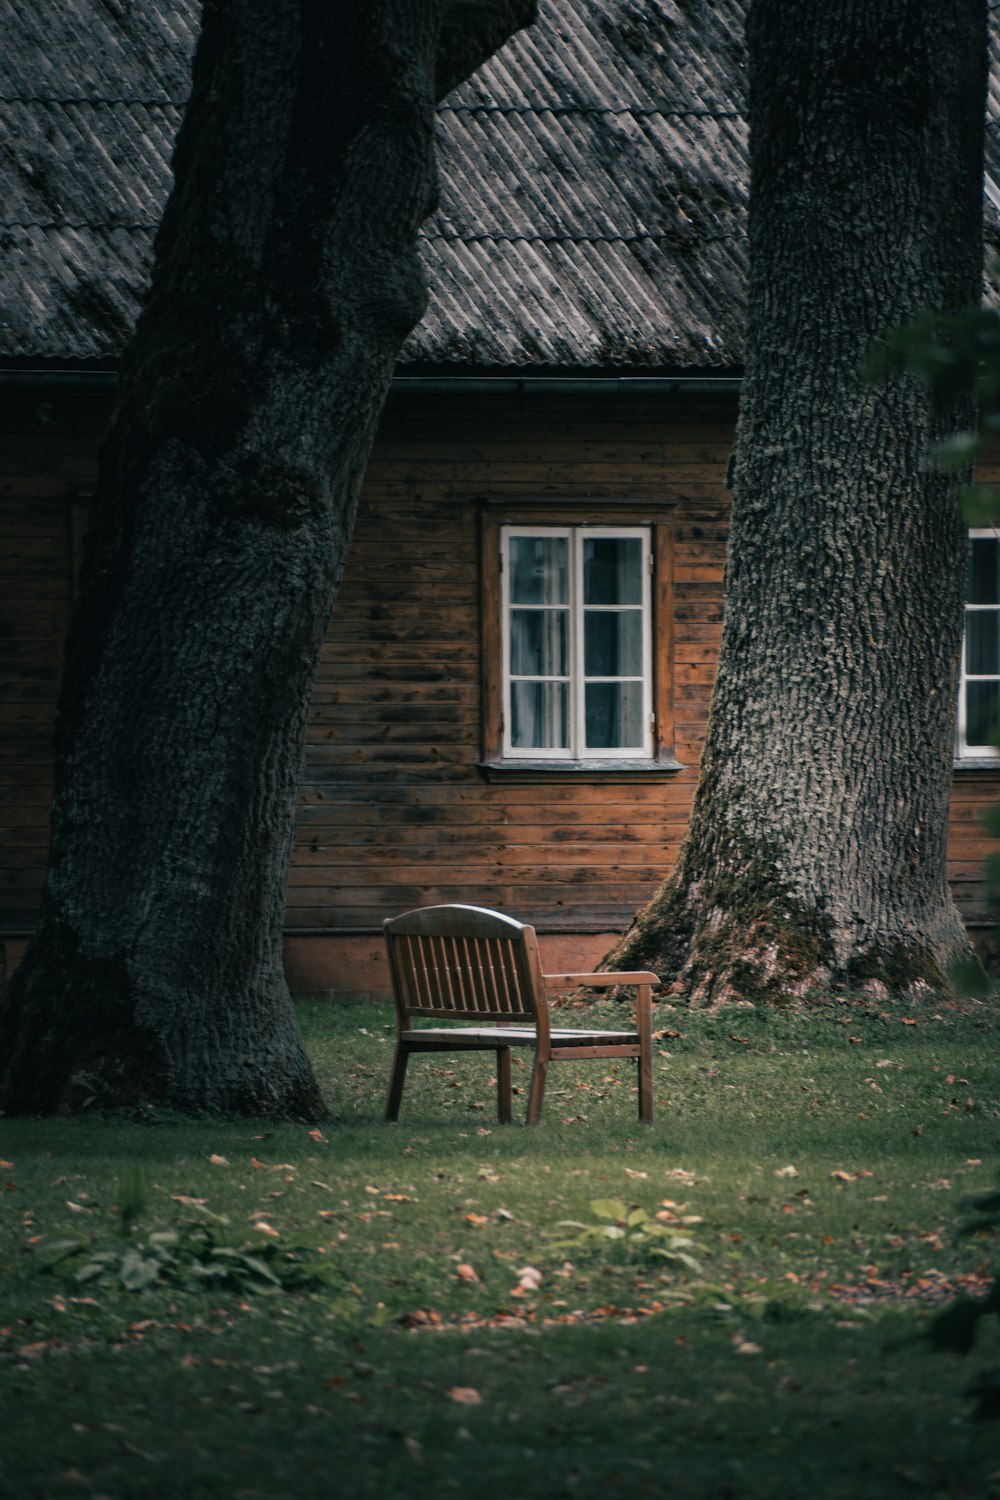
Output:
[
  {"xmin": 307, "ymin": 1129, "xmax": 328, "ymax": 1142},
  {"xmin": 446, "ymin": 1387, "xmax": 482, "ymax": 1405},
  {"xmin": 0, "ymin": 1159, "xmax": 12, "ymax": 1169},
  {"xmin": 66, "ymin": 1201, "xmax": 87, "ymax": 1213},
  {"xmin": 464, "ymin": 1213, "xmax": 489, "ymax": 1227},
  {"xmin": 774, "ymin": 1165, "xmax": 798, "ymax": 1178},
  {"xmin": 455, "ymin": 1264, "xmax": 479, "ymax": 1283},
  {"xmin": 208, "ymin": 1155, "xmax": 229, "ymax": 1167},
  {"xmin": 515, "ymin": 1265, "xmax": 543, "ymax": 1291},
  {"xmin": 250, "ymin": 1219, "xmax": 280, "ymax": 1237},
  {"xmin": 734, "ymin": 1340, "xmax": 762, "ymax": 1356},
  {"xmin": 623, "ymin": 1168, "xmax": 648, "ymax": 1179}
]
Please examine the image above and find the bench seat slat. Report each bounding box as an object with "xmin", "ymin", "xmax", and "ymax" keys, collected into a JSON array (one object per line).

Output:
[{"xmin": 402, "ymin": 1025, "xmax": 639, "ymax": 1044}]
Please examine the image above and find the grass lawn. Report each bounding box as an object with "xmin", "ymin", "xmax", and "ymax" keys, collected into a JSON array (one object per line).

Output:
[{"xmin": 2, "ymin": 993, "xmax": 999, "ymax": 1499}]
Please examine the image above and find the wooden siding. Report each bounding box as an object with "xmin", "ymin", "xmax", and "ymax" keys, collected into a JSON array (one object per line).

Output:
[
  {"xmin": 1, "ymin": 384, "xmax": 999, "ymax": 941},
  {"xmin": 294, "ymin": 390, "xmax": 729, "ymax": 932}
]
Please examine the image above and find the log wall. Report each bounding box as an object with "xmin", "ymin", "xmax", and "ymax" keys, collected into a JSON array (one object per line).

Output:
[{"xmin": 1, "ymin": 382, "xmax": 998, "ymax": 958}]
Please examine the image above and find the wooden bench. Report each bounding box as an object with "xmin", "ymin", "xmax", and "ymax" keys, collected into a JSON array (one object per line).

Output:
[{"xmin": 383, "ymin": 903, "xmax": 657, "ymax": 1125}]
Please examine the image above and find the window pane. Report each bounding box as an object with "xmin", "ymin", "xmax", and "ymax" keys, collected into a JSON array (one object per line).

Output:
[
  {"xmin": 584, "ymin": 609, "xmax": 643, "ymax": 676},
  {"xmin": 967, "ymin": 537, "xmax": 1000, "ymax": 605},
  {"xmin": 509, "ymin": 536, "xmax": 567, "ymax": 605},
  {"xmin": 583, "ymin": 537, "xmax": 643, "ymax": 605},
  {"xmin": 509, "ymin": 609, "xmax": 567, "ymax": 676},
  {"xmin": 511, "ymin": 681, "xmax": 568, "ymax": 749},
  {"xmin": 585, "ymin": 681, "xmax": 644, "ymax": 749},
  {"xmin": 966, "ymin": 680, "xmax": 1000, "ymax": 746},
  {"xmin": 966, "ymin": 610, "xmax": 1000, "ymax": 675}
]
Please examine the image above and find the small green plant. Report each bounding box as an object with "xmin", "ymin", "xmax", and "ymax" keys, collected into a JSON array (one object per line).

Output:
[
  {"xmin": 548, "ymin": 1197, "xmax": 703, "ymax": 1273},
  {"xmin": 35, "ymin": 1220, "xmax": 336, "ymax": 1294}
]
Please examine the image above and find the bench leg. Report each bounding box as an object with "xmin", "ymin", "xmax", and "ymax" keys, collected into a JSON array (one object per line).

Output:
[
  {"xmin": 641, "ymin": 1056, "xmax": 656, "ymax": 1128},
  {"xmin": 638, "ymin": 1048, "xmax": 653, "ymax": 1124},
  {"xmin": 496, "ymin": 1047, "xmax": 513, "ymax": 1123},
  {"xmin": 385, "ymin": 1041, "xmax": 410, "ymax": 1121},
  {"xmin": 526, "ymin": 1053, "xmax": 548, "ymax": 1124}
]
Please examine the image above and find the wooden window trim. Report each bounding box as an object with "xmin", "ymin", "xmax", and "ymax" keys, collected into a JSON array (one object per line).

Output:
[{"xmin": 479, "ymin": 500, "xmax": 683, "ymax": 781}]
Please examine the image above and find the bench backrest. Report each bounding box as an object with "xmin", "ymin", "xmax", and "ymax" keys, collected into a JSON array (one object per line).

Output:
[{"xmin": 384, "ymin": 904, "xmax": 544, "ymax": 1024}]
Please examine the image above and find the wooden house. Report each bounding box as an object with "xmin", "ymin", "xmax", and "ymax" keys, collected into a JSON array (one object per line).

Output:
[{"xmin": 2, "ymin": 0, "xmax": 1000, "ymax": 993}]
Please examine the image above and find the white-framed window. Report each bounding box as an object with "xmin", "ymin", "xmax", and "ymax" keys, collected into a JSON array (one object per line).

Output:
[
  {"xmin": 500, "ymin": 525, "xmax": 653, "ymax": 759},
  {"xmin": 957, "ymin": 528, "xmax": 1000, "ymax": 759}
]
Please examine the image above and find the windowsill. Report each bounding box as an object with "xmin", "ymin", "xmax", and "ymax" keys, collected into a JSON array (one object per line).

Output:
[
  {"xmin": 954, "ymin": 756, "xmax": 1000, "ymax": 770},
  {"xmin": 478, "ymin": 756, "xmax": 685, "ymax": 783}
]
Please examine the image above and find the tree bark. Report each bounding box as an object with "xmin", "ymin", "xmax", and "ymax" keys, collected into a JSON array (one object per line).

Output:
[
  {"xmin": 607, "ymin": 0, "xmax": 987, "ymax": 1004},
  {"xmin": 0, "ymin": 0, "xmax": 534, "ymax": 1114}
]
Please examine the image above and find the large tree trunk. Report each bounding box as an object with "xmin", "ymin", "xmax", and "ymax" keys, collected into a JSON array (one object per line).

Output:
[
  {"xmin": 0, "ymin": 0, "xmax": 534, "ymax": 1115},
  {"xmin": 607, "ymin": 0, "xmax": 987, "ymax": 1005}
]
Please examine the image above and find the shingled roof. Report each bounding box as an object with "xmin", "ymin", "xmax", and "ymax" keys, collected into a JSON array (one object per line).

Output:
[{"xmin": 1, "ymin": 0, "xmax": 997, "ymax": 370}]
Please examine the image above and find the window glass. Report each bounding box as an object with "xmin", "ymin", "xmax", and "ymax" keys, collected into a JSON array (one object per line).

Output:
[
  {"xmin": 967, "ymin": 537, "xmax": 1000, "ymax": 605},
  {"xmin": 583, "ymin": 537, "xmax": 643, "ymax": 605},
  {"xmin": 585, "ymin": 681, "xmax": 645, "ymax": 749},
  {"xmin": 584, "ymin": 610, "xmax": 643, "ymax": 677},
  {"xmin": 966, "ymin": 610, "xmax": 1000, "ymax": 676},
  {"xmin": 510, "ymin": 609, "xmax": 567, "ymax": 677},
  {"xmin": 510, "ymin": 535, "xmax": 567, "ymax": 605},
  {"xmin": 966, "ymin": 680, "xmax": 1000, "ymax": 748},
  {"xmin": 511, "ymin": 681, "xmax": 568, "ymax": 750}
]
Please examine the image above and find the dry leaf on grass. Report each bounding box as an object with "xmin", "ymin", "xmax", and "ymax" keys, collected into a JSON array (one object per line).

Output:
[
  {"xmin": 455, "ymin": 1263, "xmax": 480, "ymax": 1283},
  {"xmin": 446, "ymin": 1387, "xmax": 482, "ymax": 1405},
  {"xmin": 250, "ymin": 1219, "xmax": 280, "ymax": 1237},
  {"xmin": 208, "ymin": 1155, "xmax": 229, "ymax": 1167}
]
